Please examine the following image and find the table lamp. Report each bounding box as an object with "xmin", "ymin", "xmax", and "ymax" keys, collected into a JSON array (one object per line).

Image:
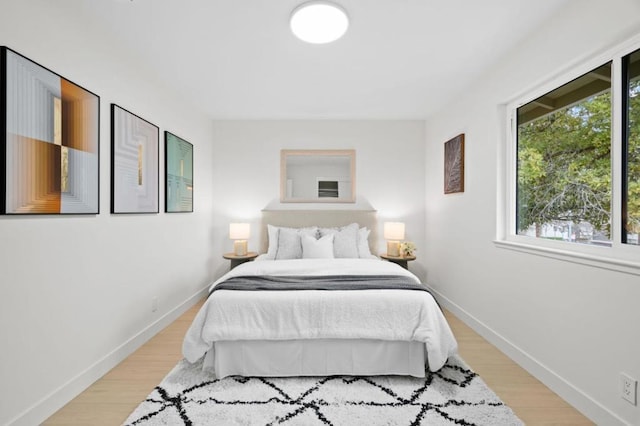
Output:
[
  {"xmin": 229, "ymin": 223, "xmax": 250, "ymax": 256},
  {"xmin": 384, "ymin": 222, "xmax": 405, "ymax": 257}
]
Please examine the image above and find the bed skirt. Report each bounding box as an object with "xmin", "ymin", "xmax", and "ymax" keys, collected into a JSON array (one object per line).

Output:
[{"xmin": 204, "ymin": 339, "xmax": 427, "ymax": 378}]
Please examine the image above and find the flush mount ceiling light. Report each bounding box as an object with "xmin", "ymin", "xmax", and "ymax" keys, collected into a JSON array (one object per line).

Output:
[{"xmin": 290, "ymin": 1, "xmax": 349, "ymax": 44}]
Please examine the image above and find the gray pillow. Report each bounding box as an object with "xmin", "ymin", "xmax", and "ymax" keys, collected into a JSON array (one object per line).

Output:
[
  {"xmin": 265, "ymin": 224, "xmax": 280, "ymax": 259},
  {"xmin": 357, "ymin": 227, "xmax": 373, "ymax": 258},
  {"xmin": 274, "ymin": 226, "xmax": 318, "ymax": 260},
  {"xmin": 319, "ymin": 222, "xmax": 359, "ymax": 258}
]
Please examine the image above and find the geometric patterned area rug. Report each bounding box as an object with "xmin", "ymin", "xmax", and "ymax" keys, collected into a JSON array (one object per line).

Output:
[{"xmin": 123, "ymin": 355, "xmax": 523, "ymax": 426}]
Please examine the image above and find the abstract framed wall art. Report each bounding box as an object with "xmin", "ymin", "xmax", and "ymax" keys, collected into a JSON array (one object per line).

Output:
[
  {"xmin": 0, "ymin": 47, "xmax": 100, "ymax": 214},
  {"xmin": 165, "ymin": 131, "xmax": 193, "ymax": 213},
  {"xmin": 111, "ymin": 104, "xmax": 159, "ymax": 214},
  {"xmin": 444, "ymin": 133, "xmax": 465, "ymax": 194}
]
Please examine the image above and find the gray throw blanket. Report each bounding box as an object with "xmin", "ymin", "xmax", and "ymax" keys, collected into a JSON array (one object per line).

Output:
[{"xmin": 211, "ymin": 275, "xmax": 430, "ymax": 293}]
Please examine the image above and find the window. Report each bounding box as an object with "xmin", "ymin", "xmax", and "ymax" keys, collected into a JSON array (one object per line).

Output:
[
  {"xmin": 516, "ymin": 63, "xmax": 612, "ymax": 246},
  {"xmin": 503, "ymin": 39, "xmax": 640, "ymax": 271},
  {"xmin": 623, "ymin": 48, "xmax": 640, "ymax": 245}
]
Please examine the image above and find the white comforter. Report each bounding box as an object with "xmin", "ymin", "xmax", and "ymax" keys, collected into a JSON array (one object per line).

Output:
[{"xmin": 182, "ymin": 258, "xmax": 458, "ymax": 372}]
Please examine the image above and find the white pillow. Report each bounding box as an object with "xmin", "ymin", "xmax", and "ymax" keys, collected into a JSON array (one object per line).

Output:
[
  {"xmin": 318, "ymin": 222, "xmax": 359, "ymax": 258},
  {"xmin": 274, "ymin": 226, "xmax": 318, "ymax": 260},
  {"xmin": 265, "ymin": 224, "xmax": 280, "ymax": 259},
  {"xmin": 357, "ymin": 227, "xmax": 373, "ymax": 258},
  {"xmin": 302, "ymin": 234, "xmax": 335, "ymax": 259}
]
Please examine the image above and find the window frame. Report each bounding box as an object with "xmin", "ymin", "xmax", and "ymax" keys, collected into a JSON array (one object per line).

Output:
[
  {"xmin": 497, "ymin": 35, "xmax": 640, "ymax": 275},
  {"xmin": 621, "ymin": 47, "xmax": 640, "ymax": 245}
]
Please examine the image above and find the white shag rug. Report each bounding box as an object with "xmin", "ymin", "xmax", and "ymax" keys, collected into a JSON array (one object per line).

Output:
[{"xmin": 123, "ymin": 355, "xmax": 523, "ymax": 425}]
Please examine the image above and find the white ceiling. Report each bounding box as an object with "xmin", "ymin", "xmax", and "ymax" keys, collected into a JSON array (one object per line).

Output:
[{"xmin": 76, "ymin": 0, "xmax": 570, "ymax": 120}]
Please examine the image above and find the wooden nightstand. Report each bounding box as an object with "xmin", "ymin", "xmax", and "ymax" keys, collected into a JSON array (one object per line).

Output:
[
  {"xmin": 380, "ymin": 253, "xmax": 416, "ymax": 270},
  {"xmin": 223, "ymin": 252, "xmax": 258, "ymax": 270}
]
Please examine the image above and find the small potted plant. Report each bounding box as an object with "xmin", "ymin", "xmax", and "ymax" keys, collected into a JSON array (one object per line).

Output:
[{"xmin": 399, "ymin": 241, "xmax": 416, "ymax": 257}]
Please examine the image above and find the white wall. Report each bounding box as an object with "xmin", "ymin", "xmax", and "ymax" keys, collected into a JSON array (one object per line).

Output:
[
  {"xmin": 6, "ymin": 0, "xmax": 638, "ymax": 424},
  {"xmin": 0, "ymin": 2, "xmax": 215, "ymax": 425},
  {"xmin": 211, "ymin": 120, "xmax": 427, "ymax": 279},
  {"xmin": 424, "ymin": 0, "xmax": 640, "ymax": 425}
]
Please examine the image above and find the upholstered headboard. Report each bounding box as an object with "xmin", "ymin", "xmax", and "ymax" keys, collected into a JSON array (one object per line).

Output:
[{"xmin": 260, "ymin": 209, "xmax": 378, "ymax": 254}]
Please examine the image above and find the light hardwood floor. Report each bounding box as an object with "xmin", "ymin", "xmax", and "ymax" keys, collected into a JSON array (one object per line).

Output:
[{"xmin": 44, "ymin": 299, "xmax": 593, "ymax": 425}]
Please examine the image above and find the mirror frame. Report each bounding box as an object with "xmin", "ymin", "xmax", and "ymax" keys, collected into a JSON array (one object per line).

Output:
[{"xmin": 280, "ymin": 149, "xmax": 356, "ymax": 203}]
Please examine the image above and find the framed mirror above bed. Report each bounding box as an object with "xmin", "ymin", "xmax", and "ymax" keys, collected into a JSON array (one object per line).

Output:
[{"xmin": 281, "ymin": 149, "xmax": 355, "ymax": 203}]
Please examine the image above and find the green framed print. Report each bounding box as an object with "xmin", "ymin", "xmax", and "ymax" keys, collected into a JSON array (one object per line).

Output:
[{"xmin": 165, "ymin": 131, "xmax": 193, "ymax": 213}]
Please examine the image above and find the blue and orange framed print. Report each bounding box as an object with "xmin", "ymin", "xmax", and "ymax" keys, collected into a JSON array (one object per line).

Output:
[{"xmin": 0, "ymin": 47, "xmax": 100, "ymax": 214}]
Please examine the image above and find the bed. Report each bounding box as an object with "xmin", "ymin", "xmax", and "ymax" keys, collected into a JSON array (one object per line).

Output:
[{"xmin": 182, "ymin": 210, "xmax": 457, "ymax": 378}]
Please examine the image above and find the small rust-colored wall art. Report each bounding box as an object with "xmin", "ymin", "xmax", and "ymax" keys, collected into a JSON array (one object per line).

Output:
[{"xmin": 444, "ymin": 134, "xmax": 465, "ymax": 194}]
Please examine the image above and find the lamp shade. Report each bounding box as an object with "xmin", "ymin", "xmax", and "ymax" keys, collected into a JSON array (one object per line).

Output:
[
  {"xmin": 384, "ymin": 222, "xmax": 405, "ymax": 241},
  {"xmin": 229, "ymin": 223, "xmax": 250, "ymax": 240}
]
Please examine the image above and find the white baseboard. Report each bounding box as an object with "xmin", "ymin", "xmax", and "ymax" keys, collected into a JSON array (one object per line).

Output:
[
  {"xmin": 428, "ymin": 286, "xmax": 629, "ymax": 426},
  {"xmin": 8, "ymin": 286, "xmax": 209, "ymax": 426}
]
